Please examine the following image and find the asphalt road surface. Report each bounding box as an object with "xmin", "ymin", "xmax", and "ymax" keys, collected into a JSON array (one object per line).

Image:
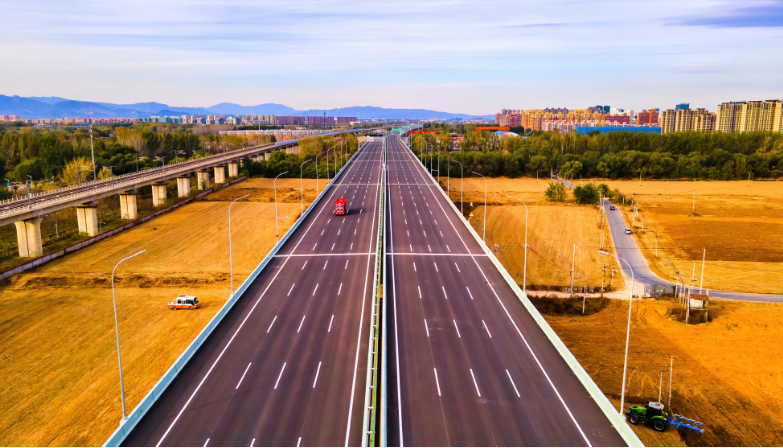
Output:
[
  {"xmin": 552, "ymin": 176, "xmax": 782, "ymax": 302},
  {"xmin": 123, "ymin": 141, "xmax": 383, "ymax": 447},
  {"xmin": 385, "ymin": 136, "xmax": 627, "ymax": 447}
]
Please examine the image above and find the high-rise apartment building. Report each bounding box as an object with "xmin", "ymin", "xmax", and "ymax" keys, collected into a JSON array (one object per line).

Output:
[
  {"xmin": 277, "ymin": 116, "xmax": 306, "ymax": 126},
  {"xmin": 660, "ymin": 108, "xmax": 716, "ymax": 134},
  {"xmin": 636, "ymin": 109, "xmax": 659, "ymax": 126},
  {"xmin": 716, "ymin": 100, "xmax": 783, "ymax": 133}
]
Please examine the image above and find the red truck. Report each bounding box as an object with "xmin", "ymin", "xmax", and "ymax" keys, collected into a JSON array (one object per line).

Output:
[{"xmin": 335, "ymin": 198, "xmax": 347, "ymax": 215}]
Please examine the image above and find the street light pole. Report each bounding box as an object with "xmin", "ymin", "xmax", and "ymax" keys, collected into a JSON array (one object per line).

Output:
[
  {"xmin": 111, "ymin": 249, "xmax": 146, "ymax": 423},
  {"xmin": 451, "ymin": 159, "xmax": 464, "ymax": 214},
  {"xmin": 472, "ymin": 172, "xmax": 487, "ymax": 243},
  {"xmin": 228, "ymin": 194, "xmax": 249, "ymax": 295},
  {"xmin": 570, "ymin": 244, "xmax": 579, "ymax": 299},
  {"xmin": 599, "ymin": 250, "xmax": 635, "ymax": 416},
  {"xmin": 90, "ymin": 124, "xmax": 97, "ymax": 180},
  {"xmin": 274, "ymin": 171, "xmax": 289, "ymax": 243},
  {"xmin": 507, "ymin": 196, "xmax": 529, "ymax": 294},
  {"xmin": 300, "ymin": 159, "xmax": 312, "ymax": 215}
]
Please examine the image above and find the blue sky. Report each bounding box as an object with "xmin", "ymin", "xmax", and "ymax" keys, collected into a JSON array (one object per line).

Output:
[{"xmin": 1, "ymin": 0, "xmax": 781, "ymax": 114}]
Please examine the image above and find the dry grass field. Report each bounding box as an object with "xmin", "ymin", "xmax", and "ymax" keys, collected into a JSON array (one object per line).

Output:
[
  {"xmin": 438, "ymin": 178, "xmax": 625, "ymax": 292},
  {"xmin": 546, "ymin": 298, "xmax": 783, "ymax": 447},
  {"xmin": 603, "ymin": 180, "xmax": 783, "ymax": 294},
  {"xmin": 0, "ymin": 178, "xmax": 320, "ymax": 446}
]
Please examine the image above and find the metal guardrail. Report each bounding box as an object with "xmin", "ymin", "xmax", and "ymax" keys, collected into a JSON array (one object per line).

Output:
[
  {"xmin": 103, "ymin": 147, "xmax": 363, "ymax": 447},
  {"xmin": 380, "ymin": 136, "xmax": 389, "ymax": 447},
  {"xmin": 414, "ymin": 143, "xmax": 645, "ymax": 447},
  {"xmin": 361, "ymin": 137, "xmax": 385, "ymax": 447}
]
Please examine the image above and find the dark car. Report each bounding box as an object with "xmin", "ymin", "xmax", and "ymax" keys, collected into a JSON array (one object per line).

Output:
[{"xmin": 610, "ymin": 205, "xmax": 616, "ymax": 210}]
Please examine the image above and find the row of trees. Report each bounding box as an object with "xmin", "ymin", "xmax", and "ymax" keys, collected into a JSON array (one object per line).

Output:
[
  {"xmin": 0, "ymin": 127, "xmax": 275, "ymax": 183},
  {"xmin": 411, "ymin": 129, "xmax": 783, "ymax": 179},
  {"xmin": 243, "ymin": 134, "xmax": 360, "ymax": 179}
]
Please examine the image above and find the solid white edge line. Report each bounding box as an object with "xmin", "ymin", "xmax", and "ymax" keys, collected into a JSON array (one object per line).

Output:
[
  {"xmin": 409, "ymin": 142, "xmax": 594, "ymax": 447},
  {"xmin": 389, "ymin": 163, "xmax": 405, "ymax": 447},
  {"xmin": 236, "ymin": 362, "xmax": 252, "ymax": 389},
  {"xmin": 346, "ymin": 141, "xmax": 382, "ymax": 447},
  {"xmin": 153, "ymin": 145, "xmax": 363, "ymax": 446}
]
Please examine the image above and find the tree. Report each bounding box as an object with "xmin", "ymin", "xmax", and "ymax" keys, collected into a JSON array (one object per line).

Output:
[
  {"xmin": 560, "ymin": 160, "xmax": 583, "ymax": 179},
  {"xmin": 573, "ymin": 184, "xmax": 600, "ymax": 204},
  {"xmin": 98, "ymin": 166, "xmax": 113, "ymax": 180},
  {"xmin": 544, "ymin": 182, "xmax": 567, "ymax": 202},
  {"xmin": 59, "ymin": 157, "xmax": 91, "ymax": 185}
]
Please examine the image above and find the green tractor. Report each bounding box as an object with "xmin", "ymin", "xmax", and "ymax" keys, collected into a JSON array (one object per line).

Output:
[{"xmin": 626, "ymin": 402, "xmax": 670, "ymax": 432}]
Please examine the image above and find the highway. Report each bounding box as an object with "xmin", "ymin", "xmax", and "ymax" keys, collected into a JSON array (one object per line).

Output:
[
  {"xmin": 123, "ymin": 140, "xmax": 383, "ymax": 447},
  {"xmin": 385, "ymin": 135, "xmax": 627, "ymax": 447}
]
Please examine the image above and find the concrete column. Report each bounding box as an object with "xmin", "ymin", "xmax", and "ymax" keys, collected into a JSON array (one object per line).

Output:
[
  {"xmin": 76, "ymin": 203, "xmax": 99, "ymax": 236},
  {"xmin": 119, "ymin": 192, "xmax": 138, "ymax": 220},
  {"xmin": 227, "ymin": 162, "xmax": 239, "ymax": 178},
  {"xmin": 196, "ymin": 170, "xmax": 211, "ymax": 190},
  {"xmin": 263, "ymin": 152, "xmax": 271, "ymax": 161},
  {"xmin": 177, "ymin": 176, "xmax": 191, "ymax": 198},
  {"xmin": 14, "ymin": 217, "xmax": 43, "ymax": 258},
  {"xmin": 214, "ymin": 165, "xmax": 226, "ymax": 184},
  {"xmin": 152, "ymin": 182, "xmax": 168, "ymax": 207}
]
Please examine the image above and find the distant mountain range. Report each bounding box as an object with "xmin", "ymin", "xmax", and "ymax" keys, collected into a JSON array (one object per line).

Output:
[{"xmin": 0, "ymin": 95, "xmax": 491, "ymax": 120}]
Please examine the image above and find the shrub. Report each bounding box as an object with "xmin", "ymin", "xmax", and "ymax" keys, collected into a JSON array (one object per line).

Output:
[{"xmin": 544, "ymin": 182, "xmax": 567, "ymax": 202}]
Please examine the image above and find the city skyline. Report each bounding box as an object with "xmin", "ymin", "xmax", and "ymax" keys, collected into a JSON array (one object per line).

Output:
[{"xmin": 2, "ymin": 0, "xmax": 782, "ymax": 113}]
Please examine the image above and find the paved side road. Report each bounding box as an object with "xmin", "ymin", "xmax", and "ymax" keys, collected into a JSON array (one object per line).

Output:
[
  {"xmin": 552, "ymin": 176, "xmax": 783, "ymax": 302},
  {"xmin": 386, "ymin": 136, "xmax": 627, "ymax": 447},
  {"xmin": 123, "ymin": 142, "xmax": 383, "ymax": 447}
]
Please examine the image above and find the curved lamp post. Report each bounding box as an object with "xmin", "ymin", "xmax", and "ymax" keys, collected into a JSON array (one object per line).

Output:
[
  {"xmin": 229, "ymin": 194, "xmax": 250, "ymax": 294},
  {"xmin": 274, "ymin": 171, "xmax": 289, "ymax": 242},
  {"xmin": 111, "ymin": 249, "xmax": 146, "ymax": 423},
  {"xmin": 598, "ymin": 250, "xmax": 635, "ymax": 416},
  {"xmin": 472, "ymin": 171, "xmax": 487, "ymax": 243},
  {"xmin": 300, "ymin": 159, "xmax": 313, "ymax": 214}
]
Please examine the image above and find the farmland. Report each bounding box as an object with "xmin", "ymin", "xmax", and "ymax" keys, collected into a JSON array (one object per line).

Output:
[
  {"xmin": 441, "ymin": 177, "xmax": 626, "ymax": 293},
  {"xmin": 0, "ymin": 177, "xmax": 322, "ymax": 446},
  {"xmin": 603, "ymin": 180, "xmax": 783, "ymax": 294}
]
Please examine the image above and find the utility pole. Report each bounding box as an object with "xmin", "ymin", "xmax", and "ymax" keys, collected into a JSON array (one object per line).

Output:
[
  {"xmin": 570, "ymin": 244, "xmax": 579, "ymax": 299},
  {"xmin": 89, "ymin": 124, "xmax": 97, "ymax": 181},
  {"xmin": 655, "ymin": 231, "xmax": 658, "ymax": 257},
  {"xmin": 700, "ymin": 247, "xmax": 706, "ymax": 291},
  {"xmin": 668, "ymin": 356, "xmax": 675, "ymax": 410}
]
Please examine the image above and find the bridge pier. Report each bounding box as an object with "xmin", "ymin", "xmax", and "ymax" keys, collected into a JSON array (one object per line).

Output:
[
  {"xmin": 196, "ymin": 170, "xmax": 210, "ymax": 190},
  {"xmin": 119, "ymin": 192, "xmax": 138, "ymax": 220},
  {"xmin": 76, "ymin": 203, "xmax": 99, "ymax": 236},
  {"xmin": 152, "ymin": 182, "xmax": 168, "ymax": 207},
  {"xmin": 227, "ymin": 162, "xmax": 239, "ymax": 178},
  {"xmin": 214, "ymin": 165, "xmax": 226, "ymax": 184},
  {"xmin": 14, "ymin": 217, "xmax": 43, "ymax": 258},
  {"xmin": 177, "ymin": 176, "xmax": 191, "ymax": 198},
  {"xmin": 263, "ymin": 152, "xmax": 271, "ymax": 161}
]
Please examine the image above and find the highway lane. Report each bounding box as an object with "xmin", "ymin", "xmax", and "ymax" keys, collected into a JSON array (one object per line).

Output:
[
  {"xmin": 386, "ymin": 135, "xmax": 627, "ymax": 447},
  {"xmin": 123, "ymin": 141, "xmax": 383, "ymax": 447}
]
